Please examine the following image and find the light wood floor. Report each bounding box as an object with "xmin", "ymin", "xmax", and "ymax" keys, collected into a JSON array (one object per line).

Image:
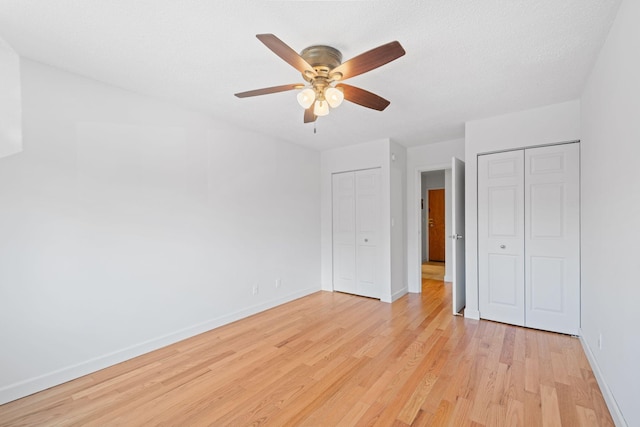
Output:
[
  {"xmin": 0, "ymin": 280, "xmax": 613, "ymax": 426},
  {"xmin": 422, "ymin": 261, "xmax": 445, "ymax": 281}
]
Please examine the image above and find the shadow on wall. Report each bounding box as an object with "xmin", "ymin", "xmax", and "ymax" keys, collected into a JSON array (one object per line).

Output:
[{"xmin": 0, "ymin": 36, "xmax": 22, "ymax": 159}]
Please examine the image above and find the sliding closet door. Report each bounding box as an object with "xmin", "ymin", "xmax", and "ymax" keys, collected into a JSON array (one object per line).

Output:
[
  {"xmin": 478, "ymin": 150, "xmax": 525, "ymax": 326},
  {"xmin": 525, "ymin": 143, "xmax": 580, "ymax": 335}
]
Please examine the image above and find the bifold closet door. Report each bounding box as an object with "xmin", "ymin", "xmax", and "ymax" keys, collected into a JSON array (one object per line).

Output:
[
  {"xmin": 479, "ymin": 143, "xmax": 580, "ymax": 335},
  {"xmin": 332, "ymin": 168, "xmax": 381, "ymax": 299},
  {"xmin": 478, "ymin": 150, "xmax": 526, "ymax": 326},
  {"xmin": 525, "ymin": 143, "xmax": 580, "ymax": 335}
]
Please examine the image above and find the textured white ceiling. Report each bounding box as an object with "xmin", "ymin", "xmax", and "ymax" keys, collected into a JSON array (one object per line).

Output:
[{"xmin": 0, "ymin": 0, "xmax": 621, "ymax": 150}]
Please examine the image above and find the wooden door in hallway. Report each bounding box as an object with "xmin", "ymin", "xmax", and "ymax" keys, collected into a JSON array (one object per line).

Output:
[{"xmin": 428, "ymin": 189, "xmax": 445, "ymax": 262}]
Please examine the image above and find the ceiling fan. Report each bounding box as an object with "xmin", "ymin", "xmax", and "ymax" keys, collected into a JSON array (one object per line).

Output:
[{"xmin": 234, "ymin": 34, "xmax": 406, "ymax": 123}]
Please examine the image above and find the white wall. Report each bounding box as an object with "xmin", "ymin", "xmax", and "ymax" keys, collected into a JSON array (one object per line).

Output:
[
  {"xmin": 0, "ymin": 36, "xmax": 21, "ymax": 159},
  {"xmin": 464, "ymin": 100, "xmax": 580, "ymax": 319},
  {"xmin": 580, "ymin": 0, "xmax": 640, "ymax": 424},
  {"xmin": 406, "ymin": 139, "xmax": 464, "ymax": 293},
  {"xmin": 389, "ymin": 140, "xmax": 407, "ymax": 301},
  {"xmin": 421, "ymin": 170, "xmax": 445, "ymax": 190},
  {"xmin": 0, "ymin": 59, "xmax": 321, "ymax": 404}
]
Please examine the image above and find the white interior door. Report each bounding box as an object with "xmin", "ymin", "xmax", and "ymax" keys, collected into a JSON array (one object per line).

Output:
[
  {"xmin": 332, "ymin": 172, "xmax": 356, "ymax": 294},
  {"xmin": 451, "ymin": 157, "xmax": 466, "ymax": 314},
  {"xmin": 355, "ymin": 168, "xmax": 381, "ymax": 298},
  {"xmin": 332, "ymin": 168, "xmax": 381, "ymax": 299},
  {"xmin": 524, "ymin": 143, "xmax": 580, "ymax": 335},
  {"xmin": 478, "ymin": 150, "xmax": 525, "ymax": 326}
]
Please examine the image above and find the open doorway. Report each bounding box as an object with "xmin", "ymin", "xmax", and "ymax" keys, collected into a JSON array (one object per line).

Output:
[
  {"xmin": 411, "ymin": 158, "xmax": 465, "ymax": 316},
  {"xmin": 421, "ymin": 170, "xmax": 450, "ymax": 282}
]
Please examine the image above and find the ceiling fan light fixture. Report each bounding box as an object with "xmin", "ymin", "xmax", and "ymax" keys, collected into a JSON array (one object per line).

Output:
[
  {"xmin": 235, "ymin": 35, "xmax": 406, "ymax": 124},
  {"xmin": 297, "ymin": 88, "xmax": 315, "ymax": 109},
  {"xmin": 325, "ymin": 86, "xmax": 344, "ymax": 108},
  {"xmin": 314, "ymin": 99, "xmax": 329, "ymax": 116}
]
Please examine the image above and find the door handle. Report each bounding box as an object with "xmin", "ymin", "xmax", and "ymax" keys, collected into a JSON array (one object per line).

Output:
[{"xmin": 450, "ymin": 234, "xmax": 463, "ymax": 240}]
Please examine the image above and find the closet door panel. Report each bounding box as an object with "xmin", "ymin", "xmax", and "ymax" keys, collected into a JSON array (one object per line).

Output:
[
  {"xmin": 355, "ymin": 168, "xmax": 381, "ymax": 298},
  {"xmin": 525, "ymin": 143, "xmax": 580, "ymax": 335},
  {"xmin": 332, "ymin": 172, "xmax": 356, "ymax": 294},
  {"xmin": 478, "ymin": 151, "xmax": 525, "ymax": 326}
]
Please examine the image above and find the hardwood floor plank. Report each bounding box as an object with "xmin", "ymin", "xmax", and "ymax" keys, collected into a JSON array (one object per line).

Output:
[
  {"xmin": 576, "ymin": 405, "xmax": 601, "ymax": 427},
  {"xmin": 525, "ymin": 390, "xmax": 543, "ymax": 426},
  {"xmin": 335, "ymin": 400, "xmax": 370, "ymax": 426},
  {"xmin": 506, "ymin": 359, "xmax": 526, "ymax": 403},
  {"xmin": 582, "ymin": 368, "xmax": 616, "ymax": 427},
  {"xmin": 505, "ymin": 398, "xmax": 525, "ymax": 426},
  {"xmin": 499, "ymin": 326, "xmax": 516, "ymax": 366},
  {"xmin": 525, "ymin": 357, "xmax": 540, "ymax": 394},
  {"xmin": 486, "ymin": 402, "xmax": 507, "ymax": 426},
  {"xmin": 446, "ymin": 396, "xmax": 473, "ymax": 426},
  {"xmin": 540, "ymin": 383, "xmax": 563, "ymax": 427},
  {"xmin": 0, "ymin": 279, "xmax": 615, "ymax": 426},
  {"xmin": 555, "ymin": 382, "xmax": 580, "ymax": 427},
  {"xmin": 469, "ymin": 366, "xmax": 498, "ymax": 423},
  {"xmin": 429, "ymin": 399, "xmax": 454, "ymax": 426},
  {"xmin": 409, "ymin": 409, "xmax": 434, "ymax": 426},
  {"xmin": 550, "ymin": 351, "xmax": 572, "ymax": 386},
  {"xmin": 513, "ymin": 327, "xmax": 527, "ymax": 363}
]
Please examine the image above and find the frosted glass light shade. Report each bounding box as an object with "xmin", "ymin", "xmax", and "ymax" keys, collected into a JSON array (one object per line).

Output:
[
  {"xmin": 325, "ymin": 87, "xmax": 344, "ymax": 108},
  {"xmin": 314, "ymin": 100, "xmax": 329, "ymax": 116},
  {"xmin": 297, "ymin": 88, "xmax": 315, "ymax": 109}
]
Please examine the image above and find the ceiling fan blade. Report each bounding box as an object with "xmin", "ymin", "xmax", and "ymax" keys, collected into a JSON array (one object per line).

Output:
[
  {"xmin": 256, "ymin": 34, "xmax": 316, "ymax": 76},
  {"xmin": 234, "ymin": 83, "xmax": 303, "ymax": 98},
  {"xmin": 304, "ymin": 106, "xmax": 317, "ymax": 123},
  {"xmin": 330, "ymin": 41, "xmax": 405, "ymax": 81},
  {"xmin": 336, "ymin": 84, "xmax": 391, "ymax": 111}
]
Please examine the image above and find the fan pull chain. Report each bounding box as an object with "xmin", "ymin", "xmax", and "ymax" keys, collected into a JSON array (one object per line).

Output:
[{"xmin": 314, "ymin": 121, "xmax": 317, "ymax": 134}]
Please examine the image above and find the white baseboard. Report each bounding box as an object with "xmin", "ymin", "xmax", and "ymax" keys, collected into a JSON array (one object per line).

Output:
[
  {"xmin": 443, "ymin": 275, "xmax": 452, "ymax": 282},
  {"xmin": 579, "ymin": 330, "xmax": 627, "ymax": 427},
  {"xmin": 0, "ymin": 286, "xmax": 319, "ymax": 406},
  {"xmin": 388, "ymin": 287, "xmax": 408, "ymax": 303}
]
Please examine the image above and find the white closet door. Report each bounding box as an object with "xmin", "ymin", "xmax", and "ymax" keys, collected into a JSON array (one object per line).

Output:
[
  {"xmin": 525, "ymin": 143, "xmax": 580, "ymax": 335},
  {"xmin": 354, "ymin": 168, "xmax": 381, "ymax": 298},
  {"xmin": 332, "ymin": 172, "xmax": 356, "ymax": 294},
  {"xmin": 332, "ymin": 168, "xmax": 381, "ymax": 299},
  {"xmin": 478, "ymin": 150, "xmax": 525, "ymax": 326}
]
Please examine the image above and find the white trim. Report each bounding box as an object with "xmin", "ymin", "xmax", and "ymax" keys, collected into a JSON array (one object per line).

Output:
[
  {"xmin": 387, "ymin": 287, "xmax": 408, "ymax": 303},
  {"xmin": 0, "ymin": 286, "xmax": 319, "ymax": 405},
  {"xmin": 578, "ymin": 331, "xmax": 627, "ymax": 427},
  {"xmin": 444, "ymin": 275, "xmax": 452, "ymax": 282}
]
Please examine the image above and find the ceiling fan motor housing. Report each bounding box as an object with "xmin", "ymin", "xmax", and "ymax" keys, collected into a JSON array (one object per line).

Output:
[{"xmin": 300, "ymin": 45, "xmax": 342, "ymax": 80}]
